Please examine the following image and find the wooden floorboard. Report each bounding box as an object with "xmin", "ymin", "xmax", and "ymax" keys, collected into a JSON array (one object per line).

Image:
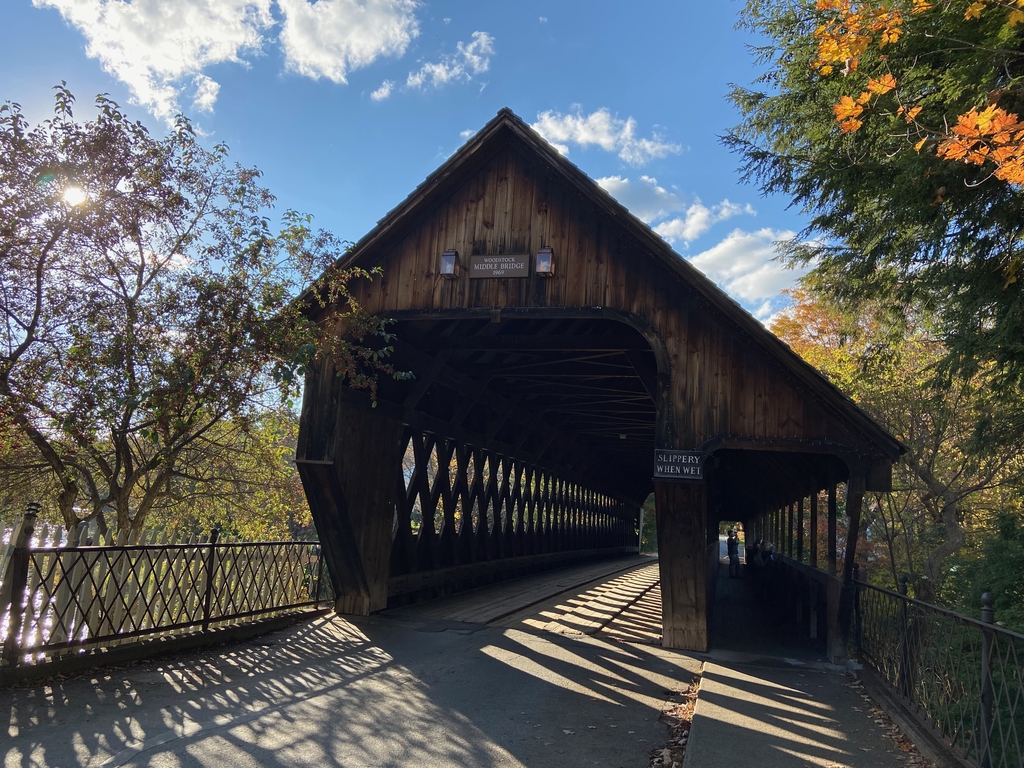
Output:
[
  {"xmin": 383, "ymin": 554, "xmax": 655, "ymax": 624},
  {"xmin": 498, "ymin": 563, "xmax": 661, "ymax": 641}
]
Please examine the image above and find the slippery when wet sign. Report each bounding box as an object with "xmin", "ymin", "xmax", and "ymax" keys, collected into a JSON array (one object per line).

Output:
[{"xmin": 653, "ymin": 450, "xmax": 704, "ymax": 482}]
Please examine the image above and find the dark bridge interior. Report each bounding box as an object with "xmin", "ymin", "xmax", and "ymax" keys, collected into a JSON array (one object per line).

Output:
[{"xmin": 352, "ymin": 312, "xmax": 658, "ymax": 505}]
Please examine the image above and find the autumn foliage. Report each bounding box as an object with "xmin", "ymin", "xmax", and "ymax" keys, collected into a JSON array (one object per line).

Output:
[{"xmin": 815, "ymin": 0, "xmax": 1024, "ymax": 183}]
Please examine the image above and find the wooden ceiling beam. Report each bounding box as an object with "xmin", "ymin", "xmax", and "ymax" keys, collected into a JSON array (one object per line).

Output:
[
  {"xmin": 391, "ymin": 338, "xmax": 617, "ymax": 491},
  {"xmin": 409, "ymin": 334, "xmax": 650, "ymax": 352}
]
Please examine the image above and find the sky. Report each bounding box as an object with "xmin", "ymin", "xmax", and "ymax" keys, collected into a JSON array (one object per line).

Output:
[{"xmin": 0, "ymin": 0, "xmax": 810, "ymax": 322}]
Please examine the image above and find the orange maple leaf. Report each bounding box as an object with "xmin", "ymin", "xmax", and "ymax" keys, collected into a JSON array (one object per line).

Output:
[
  {"xmin": 937, "ymin": 138, "xmax": 972, "ymax": 161},
  {"xmin": 966, "ymin": 147, "xmax": 990, "ymax": 164},
  {"xmin": 867, "ymin": 74, "xmax": 897, "ymax": 94},
  {"xmin": 965, "ymin": 1, "xmax": 986, "ymax": 19},
  {"xmin": 834, "ymin": 95, "xmax": 865, "ymax": 121},
  {"xmin": 995, "ymin": 160, "xmax": 1024, "ymax": 183}
]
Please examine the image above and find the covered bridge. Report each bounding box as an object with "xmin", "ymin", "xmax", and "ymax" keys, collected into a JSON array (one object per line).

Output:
[{"xmin": 296, "ymin": 108, "xmax": 902, "ymax": 653}]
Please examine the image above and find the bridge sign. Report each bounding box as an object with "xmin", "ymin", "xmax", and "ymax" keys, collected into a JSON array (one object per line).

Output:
[
  {"xmin": 653, "ymin": 449, "xmax": 704, "ymax": 482},
  {"xmin": 469, "ymin": 254, "xmax": 530, "ymax": 278}
]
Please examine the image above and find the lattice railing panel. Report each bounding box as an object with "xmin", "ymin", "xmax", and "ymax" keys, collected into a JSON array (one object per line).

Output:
[
  {"xmin": 858, "ymin": 583, "xmax": 1024, "ymax": 768},
  {"xmin": 2, "ymin": 541, "xmax": 332, "ymax": 666},
  {"xmin": 391, "ymin": 428, "xmax": 636, "ymax": 577}
]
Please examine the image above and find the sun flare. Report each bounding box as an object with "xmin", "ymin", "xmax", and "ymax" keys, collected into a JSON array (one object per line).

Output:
[{"xmin": 62, "ymin": 186, "xmax": 87, "ymax": 206}]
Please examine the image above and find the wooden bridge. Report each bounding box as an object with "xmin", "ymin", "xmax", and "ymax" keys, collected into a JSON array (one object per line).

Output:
[{"xmin": 296, "ymin": 108, "xmax": 902, "ymax": 654}]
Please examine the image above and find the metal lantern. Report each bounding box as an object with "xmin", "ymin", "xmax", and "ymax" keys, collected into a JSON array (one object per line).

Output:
[
  {"xmin": 440, "ymin": 249, "xmax": 460, "ymax": 278},
  {"xmin": 535, "ymin": 246, "xmax": 554, "ymax": 277}
]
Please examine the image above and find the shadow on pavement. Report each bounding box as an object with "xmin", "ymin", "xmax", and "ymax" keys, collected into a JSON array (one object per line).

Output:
[{"xmin": 3, "ymin": 607, "xmax": 701, "ymax": 767}]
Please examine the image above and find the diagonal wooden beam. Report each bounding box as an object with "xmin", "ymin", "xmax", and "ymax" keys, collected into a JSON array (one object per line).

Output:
[
  {"xmin": 625, "ymin": 350, "xmax": 658, "ymax": 402},
  {"xmin": 391, "ymin": 338, "xmax": 614, "ymax": 492},
  {"xmin": 448, "ymin": 375, "xmax": 491, "ymax": 429},
  {"xmin": 402, "ymin": 350, "xmax": 451, "ymax": 414}
]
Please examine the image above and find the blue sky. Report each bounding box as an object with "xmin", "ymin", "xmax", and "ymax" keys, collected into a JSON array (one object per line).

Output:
[{"xmin": 1, "ymin": 0, "xmax": 809, "ymax": 321}]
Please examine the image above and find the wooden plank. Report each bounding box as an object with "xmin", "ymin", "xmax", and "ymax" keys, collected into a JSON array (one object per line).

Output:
[
  {"xmin": 827, "ymin": 479, "xmax": 838, "ymax": 577},
  {"xmin": 809, "ymin": 489, "xmax": 819, "ymax": 568},
  {"xmin": 388, "ymin": 553, "xmax": 651, "ymax": 622},
  {"xmin": 654, "ymin": 480, "xmax": 708, "ymax": 651},
  {"xmin": 298, "ymin": 400, "xmax": 406, "ymax": 615}
]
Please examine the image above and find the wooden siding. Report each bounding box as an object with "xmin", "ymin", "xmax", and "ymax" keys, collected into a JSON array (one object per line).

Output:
[{"xmin": 339, "ymin": 143, "xmax": 869, "ymax": 454}]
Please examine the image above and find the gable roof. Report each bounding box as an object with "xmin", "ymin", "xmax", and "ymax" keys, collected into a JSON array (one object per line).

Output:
[{"xmin": 328, "ymin": 108, "xmax": 902, "ymax": 461}]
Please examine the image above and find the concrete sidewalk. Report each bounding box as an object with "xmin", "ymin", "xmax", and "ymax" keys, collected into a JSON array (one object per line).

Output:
[
  {"xmin": 683, "ymin": 560, "xmax": 912, "ymax": 768},
  {"xmin": 684, "ymin": 661, "xmax": 910, "ymax": 768}
]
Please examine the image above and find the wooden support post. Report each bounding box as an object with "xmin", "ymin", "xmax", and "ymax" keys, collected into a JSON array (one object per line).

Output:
[
  {"xmin": 827, "ymin": 481, "xmax": 838, "ymax": 577},
  {"xmin": 843, "ymin": 481, "xmax": 865, "ymax": 585},
  {"xmin": 809, "ymin": 579, "xmax": 818, "ymax": 640},
  {"xmin": 297, "ymin": 395, "xmax": 406, "ymax": 616},
  {"xmin": 809, "ymin": 490, "xmax": 819, "ymax": 569},
  {"xmin": 797, "ymin": 497, "xmax": 805, "ymax": 563},
  {"xmin": 787, "ymin": 502, "xmax": 794, "ymax": 558},
  {"xmin": 655, "ymin": 481, "xmax": 709, "ymax": 651},
  {"xmin": 837, "ymin": 475, "xmax": 866, "ymax": 658}
]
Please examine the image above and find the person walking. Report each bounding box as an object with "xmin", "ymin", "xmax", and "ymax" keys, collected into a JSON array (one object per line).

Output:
[{"xmin": 727, "ymin": 530, "xmax": 741, "ymax": 578}]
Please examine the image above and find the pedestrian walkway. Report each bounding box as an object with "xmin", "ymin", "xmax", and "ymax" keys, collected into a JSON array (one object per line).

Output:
[
  {"xmin": 709, "ymin": 554, "xmax": 827, "ymax": 664},
  {"xmin": 685, "ymin": 661, "xmax": 911, "ymax": 768},
  {"xmin": 2, "ymin": 555, "xmax": 921, "ymax": 768},
  {"xmin": 685, "ymin": 558, "xmax": 915, "ymax": 768}
]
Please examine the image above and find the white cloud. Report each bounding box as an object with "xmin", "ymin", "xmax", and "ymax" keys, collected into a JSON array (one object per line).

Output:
[
  {"xmin": 371, "ymin": 80, "xmax": 394, "ymax": 100},
  {"xmin": 191, "ymin": 74, "xmax": 220, "ymax": 113},
  {"xmin": 407, "ymin": 31, "xmax": 494, "ymax": 89},
  {"xmin": 34, "ymin": 0, "xmax": 420, "ymax": 122},
  {"xmin": 754, "ymin": 300, "xmax": 774, "ymax": 321},
  {"xmin": 654, "ymin": 199, "xmax": 755, "ymax": 244},
  {"xmin": 278, "ymin": 0, "xmax": 419, "ymax": 83},
  {"xmin": 34, "ymin": 0, "xmax": 274, "ymax": 121},
  {"xmin": 460, "ymin": 128, "xmax": 476, "ymax": 139},
  {"xmin": 597, "ymin": 175, "xmax": 683, "ymax": 223},
  {"xmin": 531, "ymin": 106, "xmax": 681, "ymax": 166},
  {"xmin": 688, "ymin": 227, "xmax": 806, "ymax": 303},
  {"xmin": 539, "ymin": 16, "xmax": 548, "ymax": 22}
]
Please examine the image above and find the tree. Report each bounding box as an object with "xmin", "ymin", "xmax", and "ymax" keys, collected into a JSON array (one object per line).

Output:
[
  {"xmin": 145, "ymin": 408, "xmax": 313, "ymax": 541},
  {"xmin": 771, "ymin": 288, "xmax": 1024, "ymax": 599},
  {"xmin": 728, "ymin": 0, "xmax": 1024, "ymax": 385},
  {"xmin": 0, "ymin": 86, "xmax": 403, "ymax": 538}
]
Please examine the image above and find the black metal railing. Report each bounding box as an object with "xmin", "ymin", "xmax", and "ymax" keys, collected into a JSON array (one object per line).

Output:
[
  {"xmin": 855, "ymin": 580, "xmax": 1024, "ymax": 768},
  {"xmin": 1, "ymin": 516, "xmax": 334, "ymax": 668}
]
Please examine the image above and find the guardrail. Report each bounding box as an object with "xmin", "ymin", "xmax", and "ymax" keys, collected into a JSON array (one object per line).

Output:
[
  {"xmin": 1, "ymin": 507, "xmax": 334, "ymax": 670},
  {"xmin": 855, "ymin": 579, "xmax": 1023, "ymax": 768}
]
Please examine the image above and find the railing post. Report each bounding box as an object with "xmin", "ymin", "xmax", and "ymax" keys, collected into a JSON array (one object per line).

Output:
[
  {"xmin": 201, "ymin": 527, "xmax": 221, "ymax": 632},
  {"xmin": 897, "ymin": 573, "xmax": 911, "ymax": 700},
  {"xmin": 852, "ymin": 563, "xmax": 862, "ymax": 653},
  {"xmin": 1, "ymin": 503, "xmax": 40, "ymax": 668},
  {"xmin": 313, "ymin": 544, "xmax": 324, "ymax": 604},
  {"xmin": 980, "ymin": 591, "xmax": 995, "ymax": 768}
]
